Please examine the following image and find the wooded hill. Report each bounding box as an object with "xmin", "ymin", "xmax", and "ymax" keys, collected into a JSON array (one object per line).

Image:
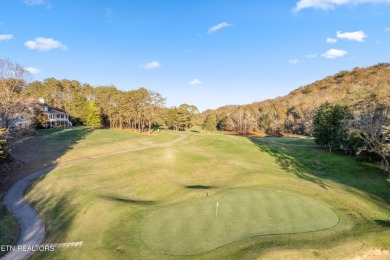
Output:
[{"xmin": 210, "ymin": 63, "xmax": 390, "ymax": 135}]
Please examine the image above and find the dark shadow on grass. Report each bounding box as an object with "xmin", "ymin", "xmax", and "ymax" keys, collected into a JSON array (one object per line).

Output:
[
  {"xmin": 249, "ymin": 137, "xmax": 390, "ymax": 204},
  {"xmin": 99, "ymin": 195, "xmax": 156, "ymax": 205},
  {"xmin": 2, "ymin": 126, "xmax": 92, "ymax": 191},
  {"xmin": 0, "ymin": 127, "xmax": 92, "ymax": 253},
  {"xmin": 185, "ymin": 185, "xmax": 216, "ymax": 190},
  {"xmin": 374, "ymin": 220, "xmax": 390, "ymax": 228},
  {"xmin": 28, "ymin": 192, "xmax": 77, "ymax": 243},
  {"xmin": 249, "ymin": 137, "xmax": 330, "ymax": 190}
]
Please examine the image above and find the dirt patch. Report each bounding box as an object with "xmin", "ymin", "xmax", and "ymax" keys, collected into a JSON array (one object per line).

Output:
[{"xmin": 353, "ymin": 249, "xmax": 390, "ymax": 260}]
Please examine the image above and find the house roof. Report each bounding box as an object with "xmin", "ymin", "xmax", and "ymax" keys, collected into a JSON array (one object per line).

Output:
[{"xmin": 33, "ymin": 102, "xmax": 69, "ymax": 115}]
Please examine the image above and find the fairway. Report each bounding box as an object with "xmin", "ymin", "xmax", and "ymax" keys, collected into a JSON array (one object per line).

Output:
[
  {"xmin": 4, "ymin": 128, "xmax": 386, "ymax": 259},
  {"xmin": 141, "ymin": 188, "xmax": 339, "ymax": 255}
]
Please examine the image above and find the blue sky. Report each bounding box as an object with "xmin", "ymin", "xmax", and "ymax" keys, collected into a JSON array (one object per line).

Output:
[{"xmin": 1, "ymin": 0, "xmax": 389, "ymax": 111}]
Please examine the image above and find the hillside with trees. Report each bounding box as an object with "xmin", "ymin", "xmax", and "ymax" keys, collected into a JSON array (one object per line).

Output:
[{"xmin": 211, "ymin": 63, "xmax": 390, "ymax": 136}]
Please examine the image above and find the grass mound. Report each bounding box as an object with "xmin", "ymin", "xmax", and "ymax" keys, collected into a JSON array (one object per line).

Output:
[{"xmin": 141, "ymin": 187, "xmax": 339, "ymax": 255}]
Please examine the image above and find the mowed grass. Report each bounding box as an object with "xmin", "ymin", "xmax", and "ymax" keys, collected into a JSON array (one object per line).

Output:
[
  {"xmin": 58, "ymin": 129, "xmax": 177, "ymax": 162},
  {"xmin": 141, "ymin": 188, "xmax": 339, "ymax": 255},
  {"xmin": 17, "ymin": 129, "xmax": 390, "ymax": 259},
  {"xmin": 262, "ymin": 136, "xmax": 316, "ymax": 146},
  {"xmin": 0, "ymin": 128, "xmax": 177, "ymax": 257}
]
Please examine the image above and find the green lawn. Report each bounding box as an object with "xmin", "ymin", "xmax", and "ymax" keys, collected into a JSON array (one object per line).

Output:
[
  {"xmin": 262, "ymin": 136, "xmax": 316, "ymax": 146},
  {"xmin": 141, "ymin": 188, "xmax": 339, "ymax": 255},
  {"xmin": 2, "ymin": 128, "xmax": 390, "ymax": 259},
  {"xmin": 0, "ymin": 203, "xmax": 19, "ymax": 250}
]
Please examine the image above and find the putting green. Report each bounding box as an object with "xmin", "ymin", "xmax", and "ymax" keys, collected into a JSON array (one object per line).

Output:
[{"xmin": 141, "ymin": 188, "xmax": 339, "ymax": 255}]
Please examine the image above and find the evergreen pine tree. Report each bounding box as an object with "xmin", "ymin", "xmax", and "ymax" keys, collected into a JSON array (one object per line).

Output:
[
  {"xmin": 86, "ymin": 100, "xmax": 101, "ymax": 129},
  {"xmin": 204, "ymin": 113, "xmax": 217, "ymax": 133}
]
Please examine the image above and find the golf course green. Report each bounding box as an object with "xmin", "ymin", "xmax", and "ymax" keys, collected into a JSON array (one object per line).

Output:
[
  {"xmin": 1, "ymin": 127, "xmax": 388, "ymax": 259},
  {"xmin": 141, "ymin": 188, "xmax": 339, "ymax": 255}
]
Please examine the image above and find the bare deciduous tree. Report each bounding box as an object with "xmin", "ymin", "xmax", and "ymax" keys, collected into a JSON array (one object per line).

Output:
[
  {"xmin": 0, "ymin": 59, "xmax": 31, "ymax": 128},
  {"xmin": 349, "ymin": 104, "xmax": 390, "ymax": 179}
]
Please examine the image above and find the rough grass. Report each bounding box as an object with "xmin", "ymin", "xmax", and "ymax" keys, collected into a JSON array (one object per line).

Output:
[{"xmin": 6, "ymin": 129, "xmax": 389, "ymax": 259}]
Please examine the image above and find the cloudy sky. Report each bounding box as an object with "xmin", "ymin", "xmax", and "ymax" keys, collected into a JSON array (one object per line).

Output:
[{"xmin": 1, "ymin": 0, "xmax": 389, "ymax": 111}]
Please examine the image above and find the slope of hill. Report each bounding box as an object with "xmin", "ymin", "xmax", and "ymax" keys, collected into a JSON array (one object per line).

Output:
[{"xmin": 211, "ymin": 63, "xmax": 390, "ymax": 135}]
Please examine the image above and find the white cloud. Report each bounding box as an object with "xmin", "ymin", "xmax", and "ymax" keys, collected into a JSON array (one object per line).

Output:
[
  {"xmin": 24, "ymin": 0, "xmax": 51, "ymax": 9},
  {"xmin": 24, "ymin": 37, "xmax": 67, "ymax": 51},
  {"xmin": 0, "ymin": 34, "xmax": 13, "ymax": 41},
  {"xmin": 294, "ymin": 0, "xmax": 390, "ymax": 12},
  {"xmin": 326, "ymin": 37, "xmax": 337, "ymax": 43},
  {"xmin": 24, "ymin": 0, "xmax": 45, "ymax": 5},
  {"xmin": 336, "ymin": 30, "xmax": 367, "ymax": 42},
  {"xmin": 321, "ymin": 48, "xmax": 347, "ymax": 59},
  {"xmin": 208, "ymin": 22, "xmax": 232, "ymax": 34},
  {"xmin": 188, "ymin": 79, "xmax": 202, "ymax": 85},
  {"xmin": 142, "ymin": 61, "xmax": 161, "ymax": 70},
  {"xmin": 384, "ymin": 27, "xmax": 390, "ymax": 32},
  {"xmin": 305, "ymin": 53, "xmax": 318, "ymax": 58},
  {"xmin": 25, "ymin": 67, "xmax": 41, "ymax": 75},
  {"xmin": 289, "ymin": 59, "xmax": 299, "ymax": 64}
]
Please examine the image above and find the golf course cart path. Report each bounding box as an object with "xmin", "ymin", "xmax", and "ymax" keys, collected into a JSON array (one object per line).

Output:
[{"xmin": 1, "ymin": 134, "xmax": 187, "ymax": 260}]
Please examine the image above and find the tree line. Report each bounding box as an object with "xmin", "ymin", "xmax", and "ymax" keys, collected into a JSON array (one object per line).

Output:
[
  {"xmin": 0, "ymin": 59, "xmax": 205, "ymax": 162},
  {"xmin": 312, "ymin": 102, "xmax": 389, "ymax": 177},
  {"xmin": 0, "ymin": 59, "xmax": 203, "ymax": 133}
]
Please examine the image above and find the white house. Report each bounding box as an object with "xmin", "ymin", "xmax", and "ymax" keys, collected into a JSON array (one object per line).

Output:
[
  {"xmin": 37, "ymin": 98, "xmax": 72, "ymax": 128},
  {"xmin": 8, "ymin": 98, "xmax": 72, "ymax": 129}
]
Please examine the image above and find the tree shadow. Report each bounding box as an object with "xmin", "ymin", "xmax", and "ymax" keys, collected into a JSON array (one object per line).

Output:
[
  {"xmin": 249, "ymin": 137, "xmax": 330, "ymax": 190},
  {"xmin": 23, "ymin": 193, "xmax": 78, "ymax": 259},
  {"xmin": 185, "ymin": 185, "xmax": 216, "ymax": 190},
  {"xmin": 27, "ymin": 191, "xmax": 77, "ymax": 242},
  {"xmin": 99, "ymin": 195, "xmax": 156, "ymax": 205},
  {"xmin": 249, "ymin": 137, "xmax": 390, "ymax": 204},
  {"xmin": 0, "ymin": 127, "xmax": 91, "ymax": 250},
  {"xmin": 374, "ymin": 220, "xmax": 390, "ymax": 228},
  {"xmin": 1, "ymin": 127, "xmax": 92, "ymax": 195}
]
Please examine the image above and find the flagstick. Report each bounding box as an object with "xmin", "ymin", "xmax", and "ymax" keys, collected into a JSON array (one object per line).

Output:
[{"xmin": 216, "ymin": 202, "xmax": 219, "ymax": 218}]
